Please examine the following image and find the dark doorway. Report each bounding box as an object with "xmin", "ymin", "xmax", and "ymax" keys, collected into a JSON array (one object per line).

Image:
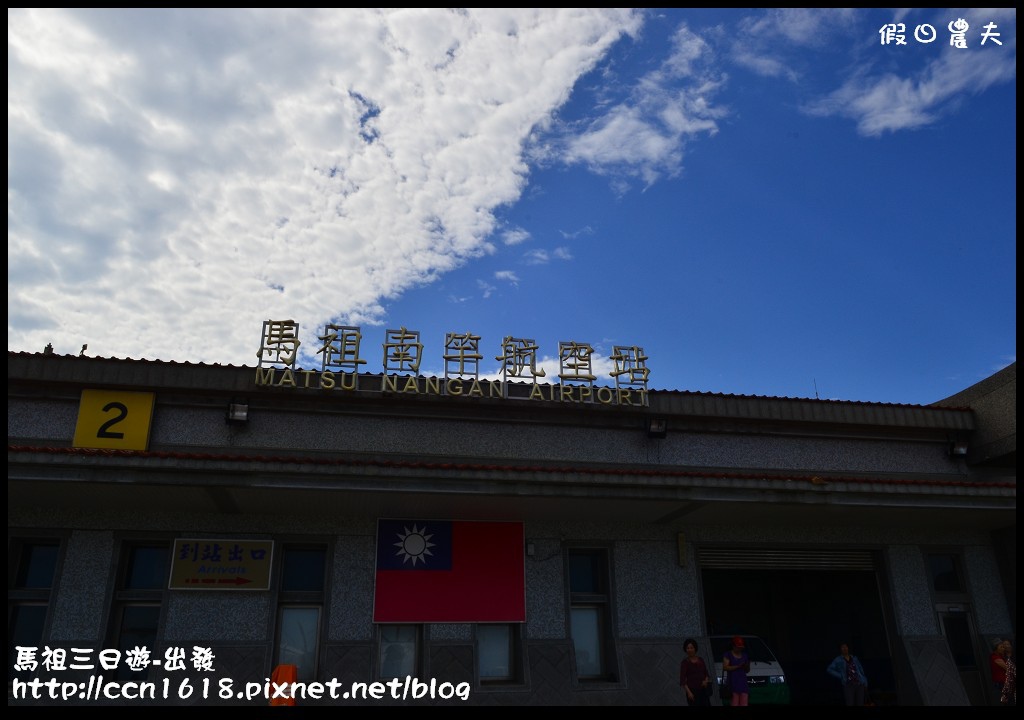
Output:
[
  {"xmin": 702, "ymin": 567, "xmax": 897, "ymax": 706},
  {"xmin": 937, "ymin": 607, "xmax": 987, "ymax": 706}
]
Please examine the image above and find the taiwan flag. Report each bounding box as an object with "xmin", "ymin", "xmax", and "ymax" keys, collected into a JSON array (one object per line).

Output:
[{"xmin": 373, "ymin": 519, "xmax": 526, "ymax": 623}]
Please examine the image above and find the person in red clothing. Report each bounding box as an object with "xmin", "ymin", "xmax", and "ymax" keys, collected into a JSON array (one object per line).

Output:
[
  {"xmin": 679, "ymin": 638, "xmax": 712, "ymax": 706},
  {"xmin": 991, "ymin": 639, "xmax": 1010, "ymax": 696}
]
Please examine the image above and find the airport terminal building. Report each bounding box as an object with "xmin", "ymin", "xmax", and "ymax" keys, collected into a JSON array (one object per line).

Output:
[{"xmin": 7, "ymin": 330, "xmax": 1016, "ymax": 706}]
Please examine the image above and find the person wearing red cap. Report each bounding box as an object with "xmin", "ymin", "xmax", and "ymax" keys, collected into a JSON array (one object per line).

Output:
[{"xmin": 722, "ymin": 635, "xmax": 751, "ymax": 706}]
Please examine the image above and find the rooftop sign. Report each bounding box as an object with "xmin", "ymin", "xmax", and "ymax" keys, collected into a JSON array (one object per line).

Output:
[{"xmin": 252, "ymin": 320, "xmax": 651, "ymax": 407}]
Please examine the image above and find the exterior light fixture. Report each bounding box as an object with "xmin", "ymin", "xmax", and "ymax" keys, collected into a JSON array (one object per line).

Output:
[
  {"xmin": 226, "ymin": 401, "xmax": 249, "ymax": 425},
  {"xmin": 647, "ymin": 418, "xmax": 668, "ymax": 439},
  {"xmin": 949, "ymin": 441, "xmax": 968, "ymax": 458}
]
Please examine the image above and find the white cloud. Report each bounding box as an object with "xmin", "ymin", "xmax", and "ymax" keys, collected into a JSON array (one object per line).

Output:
[
  {"xmin": 740, "ymin": 8, "xmax": 857, "ymax": 47},
  {"xmin": 7, "ymin": 8, "xmax": 643, "ymax": 363},
  {"xmin": 502, "ymin": 228, "xmax": 531, "ymax": 245},
  {"xmin": 725, "ymin": 8, "xmax": 1018, "ymax": 137},
  {"xmin": 730, "ymin": 8, "xmax": 857, "ymax": 82},
  {"xmin": 559, "ymin": 226, "xmax": 594, "ymax": 240},
  {"xmin": 479, "ymin": 351, "xmax": 619, "ymax": 385},
  {"xmin": 494, "ymin": 270, "xmax": 520, "ymax": 284},
  {"xmin": 729, "ymin": 49, "xmax": 798, "ymax": 82},
  {"xmin": 558, "ymin": 23, "xmax": 726, "ymax": 189},
  {"xmin": 476, "ymin": 279, "xmax": 497, "ymax": 299},
  {"xmin": 803, "ymin": 9, "xmax": 1017, "ymax": 136},
  {"xmin": 524, "ymin": 247, "xmax": 572, "ymax": 265}
]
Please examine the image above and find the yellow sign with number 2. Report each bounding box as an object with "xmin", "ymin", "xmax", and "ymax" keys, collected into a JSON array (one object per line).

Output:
[{"xmin": 73, "ymin": 389, "xmax": 156, "ymax": 451}]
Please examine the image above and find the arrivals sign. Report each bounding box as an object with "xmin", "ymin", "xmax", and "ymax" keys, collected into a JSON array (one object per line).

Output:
[{"xmin": 169, "ymin": 539, "xmax": 274, "ymax": 590}]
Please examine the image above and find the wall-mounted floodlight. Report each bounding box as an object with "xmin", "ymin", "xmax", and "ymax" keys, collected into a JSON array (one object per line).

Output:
[
  {"xmin": 949, "ymin": 441, "xmax": 968, "ymax": 458},
  {"xmin": 647, "ymin": 418, "xmax": 668, "ymax": 439},
  {"xmin": 226, "ymin": 401, "xmax": 249, "ymax": 425}
]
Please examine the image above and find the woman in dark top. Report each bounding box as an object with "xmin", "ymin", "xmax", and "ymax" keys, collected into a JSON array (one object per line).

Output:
[{"xmin": 680, "ymin": 637, "xmax": 712, "ymax": 706}]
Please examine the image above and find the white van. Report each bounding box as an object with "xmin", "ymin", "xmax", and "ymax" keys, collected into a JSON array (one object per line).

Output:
[{"xmin": 710, "ymin": 635, "xmax": 791, "ymax": 704}]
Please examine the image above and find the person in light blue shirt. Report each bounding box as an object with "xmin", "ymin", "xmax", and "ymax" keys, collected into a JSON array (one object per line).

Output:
[{"xmin": 827, "ymin": 642, "xmax": 869, "ymax": 706}]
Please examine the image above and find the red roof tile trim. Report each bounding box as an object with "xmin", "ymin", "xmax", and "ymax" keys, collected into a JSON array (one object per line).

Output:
[{"xmin": 8, "ymin": 445, "xmax": 1015, "ymax": 490}]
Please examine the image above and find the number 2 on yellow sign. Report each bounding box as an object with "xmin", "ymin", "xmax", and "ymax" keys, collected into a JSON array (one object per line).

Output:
[{"xmin": 72, "ymin": 389, "xmax": 155, "ymax": 450}]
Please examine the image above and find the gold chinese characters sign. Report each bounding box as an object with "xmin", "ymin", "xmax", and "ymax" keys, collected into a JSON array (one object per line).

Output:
[{"xmin": 254, "ymin": 320, "xmax": 651, "ymax": 407}]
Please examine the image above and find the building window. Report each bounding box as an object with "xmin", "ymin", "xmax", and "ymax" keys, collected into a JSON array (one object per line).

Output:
[
  {"xmin": 567, "ymin": 547, "xmax": 618, "ymax": 682},
  {"xmin": 8, "ymin": 538, "xmax": 61, "ymax": 682},
  {"xmin": 477, "ymin": 623, "xmax": 524, "ymax": 685},
  {"xmin": 273, "ymin": 545, "xmax": 327, "ymax": 684},
  {"xmin": 379, "ymin": 625, "xmax": 420, "ymax": 679},
  {"xmin": 928, "ymin": 553, "xmax": 965, "ymax": 593},
  {"xmin": 108, "ymin": 541, "xmax": 171, "ymax": 681}
]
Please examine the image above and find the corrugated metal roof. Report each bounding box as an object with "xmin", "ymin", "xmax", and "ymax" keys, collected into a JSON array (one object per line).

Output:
[
  {"xmin": 8, "ymin": 350, "xmax": 973, "ymax": 431},
  {"xmin": 647, "ymin": 390, "xmax": 972, "ymax": 431}
]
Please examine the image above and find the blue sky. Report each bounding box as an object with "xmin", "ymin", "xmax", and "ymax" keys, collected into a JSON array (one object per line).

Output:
[{"xmin": 7, "ymin": 9, "xmax": 1016, "ymax": 405}]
